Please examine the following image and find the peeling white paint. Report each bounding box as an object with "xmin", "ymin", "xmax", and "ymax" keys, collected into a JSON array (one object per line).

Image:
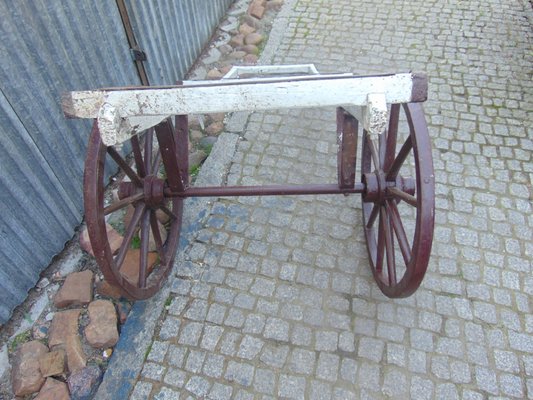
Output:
[
  {"xmin": 63, "ymin": 70, "xmax": 425, "ymax": 146},
  {"xmin": 365, "ymin": 93, "xmax": 388, "ymax": 140}
]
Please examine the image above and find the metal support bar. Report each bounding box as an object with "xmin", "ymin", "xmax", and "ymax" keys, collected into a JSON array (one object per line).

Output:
[
  {"xmin": 337, "ymin": 108, "xmax": 359, "ymax": 189},
  {"xmin": 164, "ymin": 183, "xmax": 366, "ymax": 198}
]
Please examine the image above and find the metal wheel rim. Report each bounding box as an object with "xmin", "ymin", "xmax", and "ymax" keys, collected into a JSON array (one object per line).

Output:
[
  {"xmin": 84, "ymin": 121, "xmax": 183, "ymax": 299},
  {"xmin": 361, "ymin": 103, "xmax": 435, "ymax": 298}
]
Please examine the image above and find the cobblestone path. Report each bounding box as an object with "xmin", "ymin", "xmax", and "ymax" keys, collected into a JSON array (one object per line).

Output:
[{"xmin": 130, "ymin": 0, "xmax": 532, "ymax": 398}]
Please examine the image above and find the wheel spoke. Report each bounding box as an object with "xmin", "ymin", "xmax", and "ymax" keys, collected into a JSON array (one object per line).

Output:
[
  {"xmin": 384, "ymin": 104, "xmax": 400, "ymax": 172},
  {"xmin": 150, "ymin": 211, "xmax": 166, "ymax": 265},
  {"xmin": 376, "ymin": 209, "xmax": 385, "ymax": 274},
  {"xmin": 387, "ymin": 199, "xmax": 412, "ymax": 264},
  {"xmin": 131, "ymin": 136, "xmax": 146, "ymax": 178},
  {"xmin": 159, "ymin": 205, "xmax": 179, "ymax": 221},
  {"xmin": 388, "ymin": 186, "xmax": 418, "ymax": 207},
  {"xmin": 175, "ymin": 115, "xmax": 190, "ymax": 187},
  {"xmin": 114, "ymin": 204, "xmax": 145, "ymax": 270},
  {"xmin": 139, "ymin": 209, "xmax": 151, "ymax": 288},
  {"xmin": 104, "ymin": 192, "xmax": 144, "ymax": 215},
  {"xmin": 366, "ymin": 203, "xmax": 380, "ymax": 229},
  {"xmin": 386, "ymin": 135, "xmax": 412, "ymax": 181},
  {"xmin": 107, "ymin": 147, "xmax": 143, "ymax": 187},
  {"xmin": 366, "ymin": 134, "xmax": 380, "ymax": 170},
  {"xmin": 381, "ymin": 206, "xmax": 397, "ymax": 286},
  {"xmin": 151, "ymin": 152, "xmax": 162, "ymax": 176},
  {"xmin": 379, "ymin": 129, "xmax": 386, "ymax": 170},
  {"xmin": 361, "ymin": 131, "xmax": 372, "ymax": 174},
  {"xmin": 144, "ymin": 129, "xmax": 153, "ymax": 175}
]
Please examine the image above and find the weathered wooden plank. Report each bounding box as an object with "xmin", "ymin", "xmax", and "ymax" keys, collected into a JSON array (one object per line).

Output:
[{"xmin": 62, "ymin": 72, "xmax": 427, "ymax": 146}]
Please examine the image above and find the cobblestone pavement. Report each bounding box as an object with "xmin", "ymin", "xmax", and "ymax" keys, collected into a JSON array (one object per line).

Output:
[{"xmin": 129, "ymin": 0, "xmax": 532, "ymax": 398}]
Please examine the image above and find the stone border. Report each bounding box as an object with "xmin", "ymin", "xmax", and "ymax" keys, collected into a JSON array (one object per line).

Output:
[{"xmin": 260, "ymin": 0, "xmax": 296, "ymax": 64}]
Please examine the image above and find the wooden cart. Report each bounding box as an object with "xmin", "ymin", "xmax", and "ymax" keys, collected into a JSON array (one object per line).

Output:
[{"xmin": 62, "ymin": 65, "xmax": 435, "ymax": 300}]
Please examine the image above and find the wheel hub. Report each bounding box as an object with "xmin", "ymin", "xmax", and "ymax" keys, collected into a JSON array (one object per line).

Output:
[
  {"xmin": 362, "ymin": 171, "xmax": 415, "ymax": 203},
  {"xmin": 143, "ymin": 175, "xmax": 165, "ymax": 208},
  {"xmin": 117, "ymin": 176, "xmax": 165, "ymax": 208}
]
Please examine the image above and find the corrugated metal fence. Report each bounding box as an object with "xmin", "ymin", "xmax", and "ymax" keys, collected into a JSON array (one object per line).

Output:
[
  {"xmin": 127, "ymin": 0, "xmax": 232, "ymax": 85},
  {"xmin": 0, "ymin": 0, "xmax": 232, "ymax": 323}
]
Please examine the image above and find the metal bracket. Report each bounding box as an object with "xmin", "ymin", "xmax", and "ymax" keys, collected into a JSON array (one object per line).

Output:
[{"xmin": 130, "ymin": 48, "xmax": 147, "ymax": 62}]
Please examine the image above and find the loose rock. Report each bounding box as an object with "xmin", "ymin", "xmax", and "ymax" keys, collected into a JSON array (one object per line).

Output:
[
  {"xmin": 266, "ymin": 0, "xmax": 284, "ymax": 10},
  {"xmin": 64, "ymin": 335, "xmax": 87, "ymax": 373},
  {"xmin": 79, "ymin": 224, "xmax": 122, "ymax": 256},
  {"xmin": 248, "ymin": 0, "xmax": 266, "ymax": 19},
  {"xmin": 239, "ymin": 44, "xmax": 260, "ymax": 55},
  {"xmin": 149, "ymin": 220, "xmax": 168, "ymax": 252},
  {"xmin": 116, "ymin": 300, "xmax": 132, "ymax": 325},
  {"xmin": 155, "ymin": 208, "xmax": 171, "ymax": 225},
  {"xmin": 39, "ymin": 349, "xmax": 65, "ymax": 377},
  {"xmin": 209, "ymin": 113, "xmax": 226, "ymax": 123},
  {"xmin": 85, "ymin": 300, "xmax": 119, "ymax": 348},
  {"xmin": 54, "ymin": 270, "xmax": 93, "ymax": 308},
  {"xmin": 35, "ymin": 378, "xmax": 70, "ymax": 400},
  {"xmin": 239, "ymin": 23, "xmax": 256, "ymax": 35},
  {"xmin": 203, "ymin": 47, "xmax": 222, "ymax": 64},
  {"xmin": 243, "ymin": 54, "xmax": 259, "ymax": 65},
  {"xmin": 244, "ymin": 32, "xmax": 264, "ymax": 46},
  {"xmin": 230, "ymin": 34, "xmax": 245, "ymax": 48},
  {"xmin": 218, "ymin": 44, "xmax": 233, "ymax": 54},
  {"xmin": 189, "ymin": 150, "xmax": 208, "ymax": 171},
  {"xmin": 48, "ymin": 309, "xmax": 81, "ymax": 348},
  {"xmin": 243, "ymin": 14, "xmax": 262, "ymax": 29},
  {"xmin": 188, "ymin": 115, "xmax": 202, "ymax": 129},
  {"xmin": 120, "ymin": 250, "xmax": 158, "ymax": 286},
  {"xmin": 199, "ymin": 136, "xmax": 218, "ymax": 151},
  {"xmin": 32, "ymin": 321, "xmax": 50, "ymax": 340},
  {"xmin": 228, "ymin": 50, "xmax": 247, "ymax": 60},
  {"xmin": 11, "ymin": 340, "xmax": 48, "ymax": 396},
  {"xmin": 206, "ymin": 121, "xmax": 225, "ymax": 136},
  {"xmin": 188, "ymin": 65, "xmax": 207, "ymax": 80},
  {"xmin": 95, "ymin": 279, "xmax": 125, "ymax": 300},
  {"xmin": 68, "ymin": 365, "xmax": 102, "ymax": 400},
  {"xmin": 207, "ymin": 68, "xmax": 223, "ymax": 80},
  {"xmin": 220, "ymin": 65, "xmax": 233, "ymax": 75},
  {"xmin": 37, "ymin": 278, "xmax": 50, "ymax": 289},
  {"xmin": 190, "ymin": 129, "xmax": 204, "ymax": 144},
  {"xmin": 220, "ymin": 18, "xmax": 239, "ymax": 33},
  {"xmin": 48, "ymin": 309, "xmax": 86, "ymax": 373}
]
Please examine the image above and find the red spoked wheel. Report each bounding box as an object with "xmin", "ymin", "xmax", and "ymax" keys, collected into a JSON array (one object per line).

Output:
[
  {"xmin": 84, "ymin": 117, "xmax": 188, "ymax": 299},
  {"xmin": 361, "ymin": 103, "xmax": 435, "ymax": 298}
]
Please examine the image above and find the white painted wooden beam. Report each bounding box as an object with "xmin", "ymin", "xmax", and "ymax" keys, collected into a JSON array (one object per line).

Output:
[{"xmin": 62, "ymin": 71, "xmax": 427, "ymax": 146}]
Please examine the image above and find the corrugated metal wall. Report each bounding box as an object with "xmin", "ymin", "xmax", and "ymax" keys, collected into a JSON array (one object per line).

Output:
[
  {"xmin": 0, "ymin": 0, "xmax": 232, "ymax": 323},
  {"xmin": 126, "ymin": 0, "xmax": 232, "ymax": 85}
]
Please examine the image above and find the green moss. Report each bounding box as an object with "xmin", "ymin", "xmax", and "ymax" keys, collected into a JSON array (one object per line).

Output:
[
  {"xmin": 131, "ymin": 235, "xmax": 141, "ymax": 249},
  {"xmin": 9, "ymin": 330, "xmax": 32, "ymax": 352},
  {"xmin": 189, "ymin": 164, "xmax": 201, "ymax": 178},
  {"xmin": 144, "ymin": 341, "xmax": 153, "ymax": 361}
]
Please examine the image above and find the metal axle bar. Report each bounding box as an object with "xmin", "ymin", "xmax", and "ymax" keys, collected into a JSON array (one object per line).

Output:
[{"xmin": 165, "ymin": 183, "xmax": 366, "ymax": 198}]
